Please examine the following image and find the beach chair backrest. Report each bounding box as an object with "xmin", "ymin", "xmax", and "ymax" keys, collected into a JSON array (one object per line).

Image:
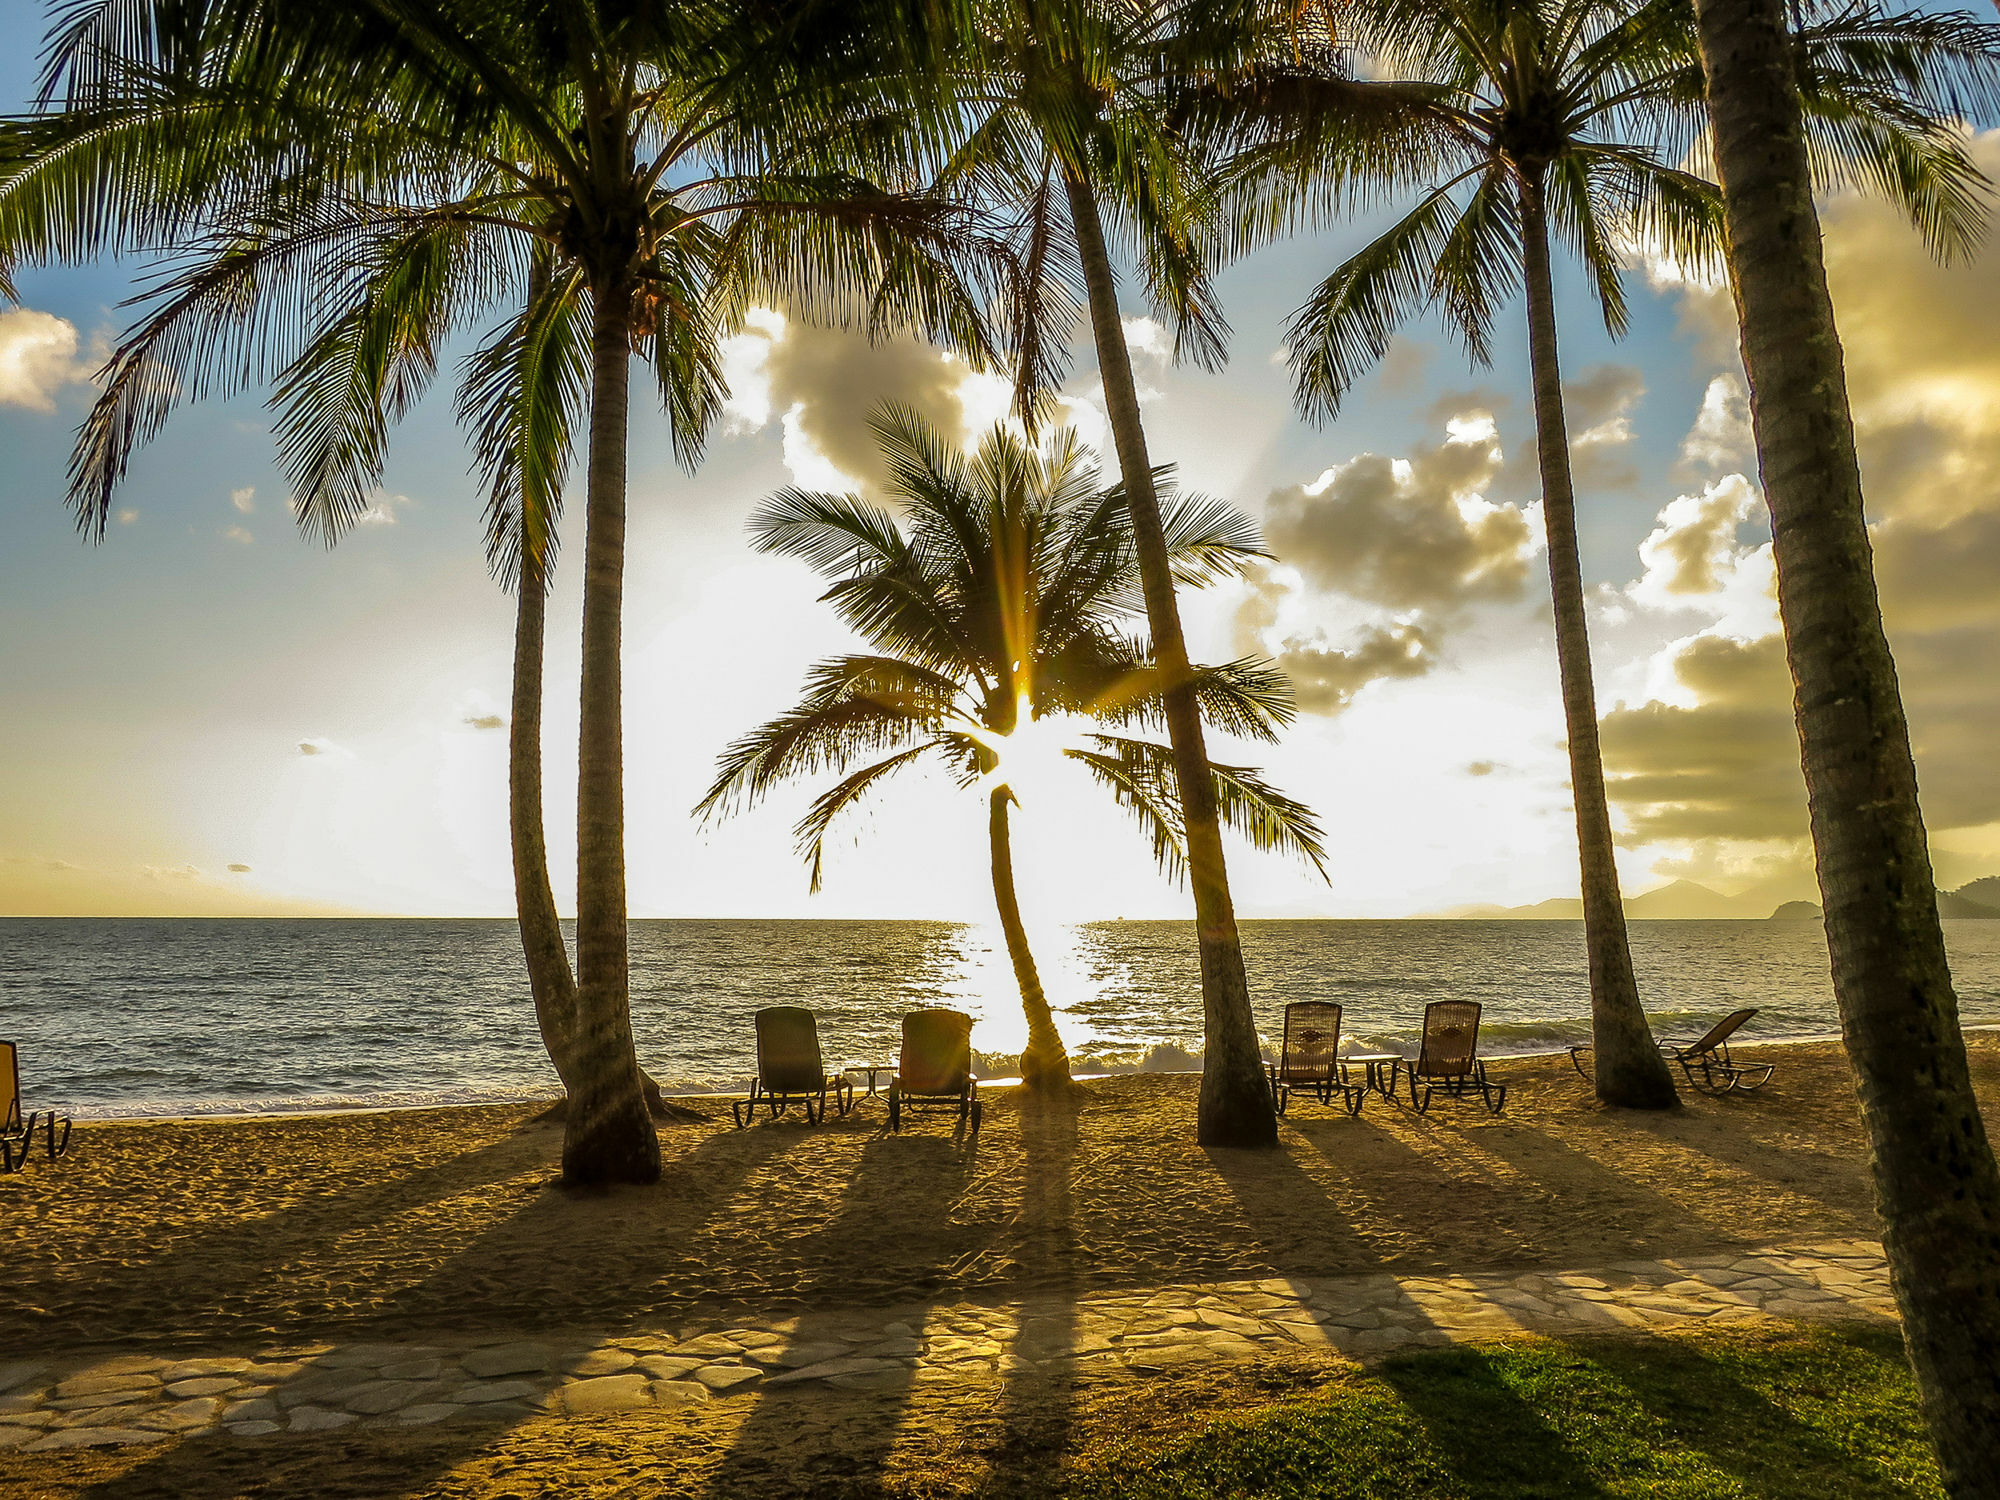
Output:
[
  {"xmin": 1279, "ymin": 1002, "xmax": 1343, "ymax": 1082},
  {"xmin": 899, "ymin": 1009, "xmax": 973, "ymax": 1096},
  {"xmin": 754, "ymin": 1007, "xmax": 827, "ymax": 1095},
  {"xmin": 1688, "ymin": 1007, "xmax": 1757, "ymax": 1058},
  {"xmin": 1415, "ymin": 1001, "xmax": 1482, "ymax": 1079},
  {"xmin": 1, "ymin": 1041, "xmax": 19, "ymax": 1134}
]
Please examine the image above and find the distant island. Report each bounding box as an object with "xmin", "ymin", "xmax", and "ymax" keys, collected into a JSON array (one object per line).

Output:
[{"xmin": 1431, "ymin": 878, "xmax": 2000, "ymax": 921}]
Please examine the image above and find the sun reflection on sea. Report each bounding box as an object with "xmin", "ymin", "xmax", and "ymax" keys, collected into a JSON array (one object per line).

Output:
[{"xmin": 942, "ymin": 919, "xmax": 1107, "ymax": 1075}]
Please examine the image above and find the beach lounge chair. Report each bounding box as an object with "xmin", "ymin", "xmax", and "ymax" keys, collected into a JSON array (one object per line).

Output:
[
  {"xmin": 887, "ymin": 1009, "xmax": 981, "ymax": 1133},
  {"xmin": 731, "ymin": 1007, "xmax": 854, "ymax": 1128},
  {"xmin": 1, "ymin": 1040, "xmax": 72, "ymax": 1172},
  {"xmin": 1566, "ymin": 1007, "xmax": 1775, "ymax": 1096},
  {"xmin": 1395, "ymin": 1001, "xmax": 1506, "ymax": 1114},
  {"xmin": 1267, "ymin": 1001, "xmax": 1365, "ymax": 1117},
  {"xmin": 1662, "ymin": 1008, "xmax": 1774, "ymax": 1095}
]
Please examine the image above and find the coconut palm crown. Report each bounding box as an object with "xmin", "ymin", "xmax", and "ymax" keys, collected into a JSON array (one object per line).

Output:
[
  {"xmin": 697, "ymin": 406, "xmax": 1327, "ymax": 1089},
  {"xmin": 1252, "ymin": 0, "xmax": 2000, "ymax": 1110},
  {"xmin": 2, "ymin": 0, "xmax": 1010, "ymax": 1183}
]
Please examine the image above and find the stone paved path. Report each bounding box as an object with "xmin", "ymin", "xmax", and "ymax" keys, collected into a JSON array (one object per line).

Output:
[{"xmin": 0, "ymin": 1238, "xmax": 1896, "ymax": 1454}]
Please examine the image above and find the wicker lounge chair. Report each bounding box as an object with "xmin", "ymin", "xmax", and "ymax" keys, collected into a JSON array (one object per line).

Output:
[
  {"xmin": 2, "ymin": 1040, "xmax": 72, "ymax": 1173},
  {"xmin": 1663, "ymin": 1008, "xmax": 1774, "ymax": 1095},
  {"xmin": 888, "ymin": 1009, "xmax": 981, "ymax": 1133},
  {"xmin": 1267, "ymin": 1001, "xmax": 1365, "ymax": 1117},
  {"xmin": 1395, "ymin": 1001, "xmax": 1506, "ymax": 1114},
  {"xmin": 731, "ymin": 1007, "xmax": 854, "ymax": 1128}
]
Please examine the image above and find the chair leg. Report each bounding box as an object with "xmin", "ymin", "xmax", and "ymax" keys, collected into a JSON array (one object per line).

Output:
[{"xmin": 888, "ymin": 1087, "xmax": 901, "ymax": 1131}]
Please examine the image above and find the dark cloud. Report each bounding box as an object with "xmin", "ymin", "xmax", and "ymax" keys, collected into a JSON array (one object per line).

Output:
[
  {"xmin": 463, "ymin": 713, "xmax": 506, "ymax": 731},
  {"xmin": 1273, "ymin": 622, "xmax": 1438, "ymax": 715},
  {"xmin": 228, "ymin": 863, "xmax": 252, "ymax": 873},
  {"xmin": 1563, "ymin": 363, "xmax": 1644, "ymax": 491},
  {"xmin": 1261, "ymin": 425, "xmax": 1534, "ymax": 609},
  {"xmin": 1466, "ymin": 761, "xmax": 1498, "ymax": 777}
]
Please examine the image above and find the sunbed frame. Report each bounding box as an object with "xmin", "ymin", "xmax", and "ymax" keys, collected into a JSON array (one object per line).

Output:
[
  {"xmin": 1567, "ymin": 1006, "xmax": 1774, "ymax": 1096},
  {"xmin": 888, "ymin": 1009, "xmax": 981, "ymax": 1133},
  {"xmin": 731, "ymin": 1007, "xmax": 854, "ymax": 1128},
  {"xmin": 1267, "ymin": 1001, "xmax": 1365, "ymax": 1117},
  {"xmin": 2, "ymin": 1040, "xmax": 72, "ymax": 1173}
]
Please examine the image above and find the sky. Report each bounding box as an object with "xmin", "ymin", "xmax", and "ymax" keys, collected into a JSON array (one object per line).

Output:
[{"xmin": 5, "ymin": 5, "xmax": 2000, "ymax": 922}]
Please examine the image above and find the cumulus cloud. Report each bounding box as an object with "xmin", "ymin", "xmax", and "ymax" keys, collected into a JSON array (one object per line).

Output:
[
  {"xmin": 230, "ymin": 485, "xmax": 256, "ymax": 514},
  {"xmin": 221, "ymin": 525, "xmax": 254, "ymax": 545},
  {"xmin": 463, "ymin": 713, "xmax": 505, "ymax": 731},
  {"xmin": 1631, "ymin": 474, "xmax": 1763, "ymax": 601},
  {"xmin": 1677, "ymin": 373, "xmax": 1754, "ymax": 476},
  {"xmin": 1564, "ymin": 363, "xmax": 1644, "ymax": 490},
  {"xmin": 356, "ymin": 491, "xmax": 411, "ymax": 526},
  {"xmin": 719, "ymin": 308, "xmax": 982, "ymax": 495},
  {"xmin": 227, "ymin": 863, "xmax": 252, "ymax": 873},
  {"xmin": 1262, "ymin": 414, "xmax": 1537, "ymax": 608},
  {"xmin": 141, "ymin": 863, "xmax": 204, "ymax": 882},
  {"xmin": 1261, "ymin": 616, "xmax": 1438, "ymax": 715},
  {"xmin": 115, "ymin": 508, "xmax": 140, "ymax": 526},
  {"xmin": 0, "ymin": 308, "xmax": 96, "ymax": 411},
  {"xmin": 1605, "ymin": 136, "xmax": 2000, "ymax": 869}
]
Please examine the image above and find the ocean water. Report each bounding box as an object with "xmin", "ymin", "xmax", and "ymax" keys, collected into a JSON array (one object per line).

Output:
[{"xmin": 3, "ymin": 917, "xmax": 1997, "ymax": 1118}]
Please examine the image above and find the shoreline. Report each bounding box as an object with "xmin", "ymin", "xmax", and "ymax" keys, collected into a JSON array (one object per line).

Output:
[{"xmin": 53, "ymin": 1027, "xmax": 1995, "ymax": 1125}]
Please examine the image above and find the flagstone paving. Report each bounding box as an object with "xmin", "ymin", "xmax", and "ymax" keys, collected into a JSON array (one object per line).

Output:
[{"xmin": 0, "ymin": 1238, "xmax": 1896, "ymax": 1453}]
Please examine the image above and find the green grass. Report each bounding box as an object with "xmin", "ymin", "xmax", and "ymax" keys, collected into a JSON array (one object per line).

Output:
[{"xmin": 1066, "ymin": 1324, "xmax": 1939, "ymax": 1499}]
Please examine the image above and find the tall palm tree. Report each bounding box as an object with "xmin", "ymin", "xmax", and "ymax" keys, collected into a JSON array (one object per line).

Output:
[
  {"xmin": 6, "ymin": 0, "xmax": 1003, "ymax": 1182},
  {"xmin": 932, "ymin": 0, "xmax": 1292, "ymax": 1144},
  {"xmin": 1267, "ymin": 0, "xmax": 1998, "ymax": 1109},
  {"xmin": 1692, "ymin": 0, "xmax": 2000, "ymax": 1486},
  {"xmin": 698, "ymin": 408, "xmax": 1326, "ymax": 1090}
]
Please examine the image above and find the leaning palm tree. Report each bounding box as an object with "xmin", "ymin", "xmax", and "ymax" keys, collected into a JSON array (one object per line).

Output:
[
  {"xmin": 930, "ymin": 0, "xmax": 1298, "ymax": 1144},
  {"xmin": 8, "ymin": 0, "xmax": 1004, "ymax": 1182},
  {"xmin": 1692, "ymin": 0, "xmax": 2000, "ymax": 1486},
  {"xmin": 1267, "ymin": 0, "xmax": 2000, "ymax": 1109},
  {"xmin": 697, "ymin": 408, "xmax": 1327, "ymax": 1090}
]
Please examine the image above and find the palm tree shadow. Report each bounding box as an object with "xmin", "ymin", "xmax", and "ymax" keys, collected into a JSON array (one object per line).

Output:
[
  {"xmin": 1374, "ymin": 1343, "xmax": 1618, "ymax": 1500},
  {"xmin": 699, "ymin": 1124, "xmax": 982, "ymax": 1498},
  {"xmin": 1572, "ymin": 1326, "xmax": 1925, "ymax": 1499},
  {"xmin": 975, "ymin": 1089, "xmax": 1083, "ymax": 1493},
  {"xmin": 76, "ymin": 1122, "xmax": 806, "ymax": 1500},
  {"xmin": 20, "ymin": 1125, "xmax": 552, "ymax": 1349}
]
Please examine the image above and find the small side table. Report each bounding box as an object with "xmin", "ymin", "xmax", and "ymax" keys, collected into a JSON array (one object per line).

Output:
[
  {"xmin": 844, "ymin": 1064, "xmax": 894, "ymax": 1097},
  {"xmin": 1346, "ymin": 1053, "xmax": 1402, "ymax": 1096}
]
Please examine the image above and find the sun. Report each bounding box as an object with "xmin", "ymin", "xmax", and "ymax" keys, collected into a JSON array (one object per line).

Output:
[{"xmin": 957, "ymin": 695, "xmax": 1093, "ymax": 804}]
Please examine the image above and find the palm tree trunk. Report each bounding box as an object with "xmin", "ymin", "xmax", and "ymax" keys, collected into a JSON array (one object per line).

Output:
[
  {"xmin": 561, "ymin": 280, "xmax": 660, "ymax": 1186},
  {"xmin": 511, "ymin": 552, "xmax": 584, "ymax": 1098},
  {"xmin": 989, "ymin": 786, "xmax": 1072, "ymax": 1090},
  {"xmin": 1519, "ymin": 174, "xmax": 1678, "ymax": 1111},
  {"xmin": 1064, "ymin": 172, "xmax": 1275, "ymax": 1148},
  {"xmin": 1693, "ymin": 0, "xmax": 2000, "ymax": 1484}
]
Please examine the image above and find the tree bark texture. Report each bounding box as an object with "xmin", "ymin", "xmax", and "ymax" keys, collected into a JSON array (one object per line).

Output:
[
  {"xmin": 1694, "ymin": 0, "xmax": 2000, "ymax": 1485},
  {"xmin": 989, "ymin": 787, "xmax": 1073, "ymax": 1089},
  {"xmin": 1519, "ymin": 177, "xmax": 1679, "ymax": 1111},
  {"xmin": 510, "ymin": 555, "xmax": 584, "ymax": 1099},
  {"xmin": 561, "ymin": 282, "xmax": 660, "ymax": 1186},
  {"xmin": 1064, "ymin": 172, "xmax": 1276, "ymax": 1148}
]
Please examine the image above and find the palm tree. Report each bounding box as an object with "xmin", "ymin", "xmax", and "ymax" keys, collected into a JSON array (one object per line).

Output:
[
  {"xmin": 1267, "ymin": 0, "xmax": 1999, "ymax": 1109},
  {"xmin": 697, "ymin": 407, "xmax": 1327, "ymax": 1090},
  {"xmin": 1692, "ymin": 0, "xmax": 2000, "ymax": 1485},
  {"xmin": 8, "ymin": 0, "xmax": 1004, "ymax": 1182},
  {"xmin": 932, "ymin": 0, "xmax": 1291, "ymax": 1144}
]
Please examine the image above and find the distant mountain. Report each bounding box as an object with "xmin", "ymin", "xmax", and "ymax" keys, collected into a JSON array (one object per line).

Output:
[
  {"xmin": 1429, "ymin": 874, "xmax": 2000, "ymax": 921},
  {"xmin": 1940, "ymin": 889, "xmax": 2000, "ymax": 919},
  {"xmin": 1951, "ymin": 877, "xmax": 2000, "ymax": 913}
]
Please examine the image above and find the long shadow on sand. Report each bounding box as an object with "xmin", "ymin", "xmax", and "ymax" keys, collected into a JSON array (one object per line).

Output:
[
  {"xmin": 699, "ymin": 1114, "xmax": 981, "ymax": 1498},
  {"xmin": 971, "ymin": 1088, "xmax": 1083, "ymax": 1495},
  {"xmin": 11, "ymin": 1127, "xmax": 547, "ymax": 1350},
  {"xmin": 72, "ymin": 1119, "xmax": 805, "ymax": 1500}
]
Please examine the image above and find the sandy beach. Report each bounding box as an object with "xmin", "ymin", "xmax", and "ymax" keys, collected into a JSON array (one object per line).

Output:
[{"xmin": 2, "ymin": 1037, "xmax": 1993, "ymax": 1497}]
